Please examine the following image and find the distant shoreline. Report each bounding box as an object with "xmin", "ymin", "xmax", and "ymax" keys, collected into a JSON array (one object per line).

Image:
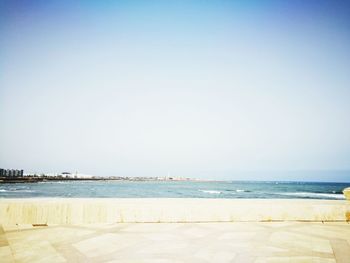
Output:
[
  {"xmin": 0, "ymin": 176, "xmax": 208, "ymax": 184},
  {"xmin": 1, "ymin": 177, "xmax": 349, "ymax": 184}
]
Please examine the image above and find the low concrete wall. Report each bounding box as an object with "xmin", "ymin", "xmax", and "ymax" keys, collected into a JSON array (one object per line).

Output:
[{"xmin": 0, "ymin": 198, "xmax": 349, "ymax": 224}]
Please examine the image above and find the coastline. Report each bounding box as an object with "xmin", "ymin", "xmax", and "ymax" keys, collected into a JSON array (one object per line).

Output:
[{"xmin": 1, "ymin": 198, "xmax": 349, "ymax": 224}]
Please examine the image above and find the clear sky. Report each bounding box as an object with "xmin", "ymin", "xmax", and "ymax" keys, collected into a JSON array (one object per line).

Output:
[{"xmin": 1, "ymin": 1, "xmax": 350, "ymax": 181}]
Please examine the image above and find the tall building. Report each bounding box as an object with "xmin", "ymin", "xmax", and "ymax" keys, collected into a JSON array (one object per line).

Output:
[{"xmin": 0, "ymin": 168, "xmax": 24, "ymax": 177}]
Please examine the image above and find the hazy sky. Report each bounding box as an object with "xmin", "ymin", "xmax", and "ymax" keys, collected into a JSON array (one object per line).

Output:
[{"xmin": 1, "ymin": 1, "xmax": 350, "ymax": 181}]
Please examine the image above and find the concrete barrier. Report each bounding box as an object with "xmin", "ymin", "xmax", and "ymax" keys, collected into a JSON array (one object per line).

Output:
[
  {"xmin": 0, "ymin": 198, "xmax": 349, "ymax": 224},
  {"xmin": 343, "ymin": 187, "xmax": 350, "ymax": 200}
]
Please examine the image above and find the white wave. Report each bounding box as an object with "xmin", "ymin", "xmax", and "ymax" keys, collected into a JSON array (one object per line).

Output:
[
  {"xmin": 0, "ymin": 189, "xmax": 35, "ymax": 193},
  {"xmin": 278, "ymin": 192, "xmax": 345, "ymax": 199},
  {"xmin": 199, "ymin": 190, "xmax": 221, "ymax": 194},
  {"xmin": 236, "ymin": 189, "xmax": 245, "ymax": 192}
]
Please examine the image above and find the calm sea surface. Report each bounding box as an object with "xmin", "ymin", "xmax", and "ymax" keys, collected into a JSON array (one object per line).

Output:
[{"xmin": 0, "ymin": 181, "xmax": 348, "ymax": 199}]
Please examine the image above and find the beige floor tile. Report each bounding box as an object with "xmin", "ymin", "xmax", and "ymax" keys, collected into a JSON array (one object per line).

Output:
[
  {"xmin": 1, "ymin": 222, "xmax": 349, "ymax": 262},
  {"xmin": 0, "ymin": 246, "xmax": 15, "ymax": 263},
  {"xmin": 73, "ymin": 233, "xmax": 141, "ymax": 258}
]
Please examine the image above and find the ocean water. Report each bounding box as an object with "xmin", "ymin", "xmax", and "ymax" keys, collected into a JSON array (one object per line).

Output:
[{"xmin": 0, "ymin": 181, "xmax": 348, "ymax": 199}]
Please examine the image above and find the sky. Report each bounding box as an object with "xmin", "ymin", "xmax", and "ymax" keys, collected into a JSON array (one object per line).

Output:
[{"xmin": 1, "ymin": 0, "xmax": 350, "ymax": 181}]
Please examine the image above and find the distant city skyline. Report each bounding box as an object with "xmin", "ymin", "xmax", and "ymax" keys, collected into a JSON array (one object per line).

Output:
[{"xmin": 1, "ymin": 1, "xmax": 350, "ymax": 182}]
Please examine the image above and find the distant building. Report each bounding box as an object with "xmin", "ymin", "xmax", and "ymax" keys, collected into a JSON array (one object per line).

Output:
[{"xmin": 0, "ymin": 168, "xmax": 24, "ymax": 177}]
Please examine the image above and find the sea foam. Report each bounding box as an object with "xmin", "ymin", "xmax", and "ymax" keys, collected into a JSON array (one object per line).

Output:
[
  {"xmin": 199, "ymin": 190, "xmax": 221, "ymax": 194},
  {"xmin": 278, "ymin": 192, "xmax": 345, "ymax": 199}
]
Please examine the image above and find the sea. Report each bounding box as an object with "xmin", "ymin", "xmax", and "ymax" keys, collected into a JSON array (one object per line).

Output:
[{"xmin": 0, "ymin": 181, "xmax": 348, "ymax": 199}]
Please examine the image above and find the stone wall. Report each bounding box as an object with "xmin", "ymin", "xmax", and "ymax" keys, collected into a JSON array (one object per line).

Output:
[{"xmin": 0, "ymin": 198, "xmax": 349, "ymax": 224}]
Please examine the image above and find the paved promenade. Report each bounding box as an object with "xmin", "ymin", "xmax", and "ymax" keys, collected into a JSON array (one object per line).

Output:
[{"xmin": 1, "ymin": 222, "xmax": 350, "ymax": 263}]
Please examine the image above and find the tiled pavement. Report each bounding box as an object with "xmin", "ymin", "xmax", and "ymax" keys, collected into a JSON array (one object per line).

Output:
[{"xmin": 1, "ymin": 222, "xmax": 350, "ymax": 263}]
